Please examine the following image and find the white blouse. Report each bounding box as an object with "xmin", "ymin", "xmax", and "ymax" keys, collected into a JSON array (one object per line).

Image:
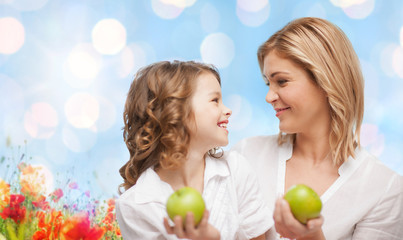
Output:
[
  {"xmin": 116, "ymin": 151, "xmax": 273, "ymax": 240},
  {"xmin": 231, "ymin": 135, "xmax": 403, "ymax": 240}
]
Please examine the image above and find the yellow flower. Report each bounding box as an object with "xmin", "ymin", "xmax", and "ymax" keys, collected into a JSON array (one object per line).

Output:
[
  {"xmin": 19, "ymin": 165, "xmax": 47, "ymax": 199},
  {"xmin": 0, "ymin": 232, "xmax": 7, "ymax": 240},
  {"xmin": 0, "ymin": 177, "xmax": 10, "ymax": 210}
]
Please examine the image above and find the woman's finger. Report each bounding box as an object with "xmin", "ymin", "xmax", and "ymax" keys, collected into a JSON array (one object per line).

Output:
[
  {"xmin": 184, "ymin": 212, "xmax": 196, "ymax": 238},
  {"xmin": 306, "ymin": 215, "xmax": 324, "ymax": 232},
  {"xmin": 173, "ymin": 215, "xmax": 186, "ymax": 238},
  {"xmin": 273, "ymin": 198, "xmax": 288, "ymax": 235},
  {"xmin": 198, "ymin": 210, "xmax": 210, "ymax": 230}
]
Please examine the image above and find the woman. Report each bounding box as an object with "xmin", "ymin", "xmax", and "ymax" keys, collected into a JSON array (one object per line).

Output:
[{"xmin": 232, "ymin": 17, "xmax": 403, "ymax": 240}]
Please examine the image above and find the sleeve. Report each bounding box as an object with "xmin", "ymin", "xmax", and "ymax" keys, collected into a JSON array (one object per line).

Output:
[
  {"xmin": 115, "ymin": 199, "xmax": 179, "ymax": 240},
  {"xmin": 352, "ymin": 174, "xmax": 403, "ymax": 240},
  {"xmin": 228, "ymin": 151, "xmax": 273, "ymax": 239}
]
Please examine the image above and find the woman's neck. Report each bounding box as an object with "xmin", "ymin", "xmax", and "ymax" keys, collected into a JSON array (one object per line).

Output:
[{"xmin": 293, "ymin": 132, "xmax": 331, "ymax": 165}]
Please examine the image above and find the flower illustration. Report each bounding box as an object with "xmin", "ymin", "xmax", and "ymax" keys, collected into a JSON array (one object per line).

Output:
[
  {"xmin": 49, "ymin": 188, "xmax": 63, "ymax": 203},
  {"xmin": 61, "ymin": 212, "xmax": 105, "ymax": 240},
  {"xmin": 19, "ymin": 165, "xmax": 47, "ymax": 199},
  {"xmin": 0, "ymin": 148, "xmax": 122, "ymax": 240},
  {"xmin": 0, "ymin": 194, "xmax": 26, "ymax": 224},
  {"xmin": 0, "ymin": 178, "xmax": 10, "ymax": 210}
]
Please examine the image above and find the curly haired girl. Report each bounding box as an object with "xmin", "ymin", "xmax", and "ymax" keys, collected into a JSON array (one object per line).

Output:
[{"xmin": 116, "ymin": 60, "xmax": 272, "ymax": 240}]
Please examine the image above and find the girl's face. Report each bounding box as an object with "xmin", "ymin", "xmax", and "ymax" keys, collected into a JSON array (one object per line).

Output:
[
  {"xmin": 188, "ymin": 72, "xmax": 232, "ymax": 152},
  {"xmin": 262, "ymin": 51, "xmax": 330, "ymax": 135}
]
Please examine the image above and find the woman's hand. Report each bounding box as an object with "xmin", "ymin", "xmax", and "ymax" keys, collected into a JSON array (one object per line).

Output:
[
  {"xmin": 163, "ymin": 210, "xmax": 220, "ymax": 240},
  {"xmin": 273, "ymin": 198, "xmax": 325, "ymax": 240}
]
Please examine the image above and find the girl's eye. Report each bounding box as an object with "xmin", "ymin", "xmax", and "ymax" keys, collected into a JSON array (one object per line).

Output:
[
  {"xmin": 212, "ymin": 98, "xmax": 219, "ymax": 103},
  {"xmin": 278, "ymin": 79, "xmax": 287, "ymax": 85}
]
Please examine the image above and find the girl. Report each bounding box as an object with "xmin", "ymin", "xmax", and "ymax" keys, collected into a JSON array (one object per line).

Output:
[{"xmin": 116, "ymin": 60, "xmax": 272, "ymax": 240}]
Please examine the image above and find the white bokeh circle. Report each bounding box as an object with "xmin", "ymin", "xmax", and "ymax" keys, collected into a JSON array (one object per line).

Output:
[
  {"xmin": 92, "ymin": 19, "xmax": 127, "ymax": 55},
  {"xmin": 0, "ymin": 17, "xmax": 25, "ymax": 54},
  {"xmin": 200, "ymin": 33, "xmax": 235, "ymax": 69}
]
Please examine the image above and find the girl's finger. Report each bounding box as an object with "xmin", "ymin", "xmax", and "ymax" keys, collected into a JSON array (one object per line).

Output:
[{"xmin": 163, "ymin": 217, "xmax": 174, "ymax": 234}]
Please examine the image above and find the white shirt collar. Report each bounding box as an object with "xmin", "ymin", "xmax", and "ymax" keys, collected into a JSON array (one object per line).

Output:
[{"xmin": 133, "ymin": 155, "xmax": 230, "ymax": 205}]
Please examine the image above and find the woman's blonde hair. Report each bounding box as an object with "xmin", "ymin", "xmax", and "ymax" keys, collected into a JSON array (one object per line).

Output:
[
  {"xmin": 257, "ymin": 17, "xmax": 364, "ymax": 166},
  {"xmin": 119, "ymin": 60, "xmax": 220, "ymax": 192}
]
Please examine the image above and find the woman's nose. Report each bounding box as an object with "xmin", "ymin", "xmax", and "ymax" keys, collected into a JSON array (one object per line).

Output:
[{"xmin": 265, "ymin": 87, "xmax": 278, "ymax": 104}]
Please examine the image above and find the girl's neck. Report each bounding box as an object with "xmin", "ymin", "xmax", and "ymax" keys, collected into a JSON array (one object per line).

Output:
[{"xmin": 157, "ymin": 149, "xmax": 206, "ymax": 193}]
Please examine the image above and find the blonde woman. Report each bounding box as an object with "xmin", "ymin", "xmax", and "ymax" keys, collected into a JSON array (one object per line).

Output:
[{"xmin": 232, "ymin": 17, "xmax": 403, "ymax": 239}]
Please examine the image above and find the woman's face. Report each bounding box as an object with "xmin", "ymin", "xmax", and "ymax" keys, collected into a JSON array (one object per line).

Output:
[{"xmin": 262, "ymin": 51, "xmax": 330, "ymax": 135}]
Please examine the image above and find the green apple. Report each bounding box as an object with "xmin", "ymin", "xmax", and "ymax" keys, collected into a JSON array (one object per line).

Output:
[
  {"xmin": 166, "ymin": 186, "xmax": 206, "ymax": 226},
  {"xmin": 284, "ymin": 184, "xmax": 322, "ymax": 224}
]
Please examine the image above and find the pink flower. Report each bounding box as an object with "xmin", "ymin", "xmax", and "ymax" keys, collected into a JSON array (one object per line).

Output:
[
  {"xmin": 61, "ymin": 212, "xmax": 105, "ymax": 240},
  {"xmin": 68, "ymin": 182, "xmax": 78, "ymax": 189},
  {"xmin": 85, "ymin": 190, "xmax": 90, "ymax": 198},
  {"xmin": 50, "ymin": 188, "xmax": 64, "ymax": 203}
]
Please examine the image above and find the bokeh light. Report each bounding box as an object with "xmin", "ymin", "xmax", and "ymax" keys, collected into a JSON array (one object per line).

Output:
[
  {"xmin": 200, "ymin": 33, "xmax": 235, "ymax": 68},
  {"xmin": 94, "ymin": 96, "xmax": 117, "ymax": 132},
  {"xmin": 200, "ymin": 3, "xmax": 220, "ymax": 33},
  {"xmin": 331, "ymin": 0, "xmax": 375, "ymax": 19},
  {"xmin": 379, "ymin": 43, "xmax": 399, "ymax": 78},
  {"xmin": 161, "ymin": 0, "xmax": 196, "ymax": 8},
  {"xmin": 226, "ymin": 94, "xmax": 252, "ymax": 131},
  {"xmin": 330, "ymin": 0, "xmax": 365, "ymax": 8},
  {"xmin": 237, "ymin": 0, "xmax": 268, "ymax": 12},
  {"xmin": 400, "ymin": 26, "xmax": 403, "ymax": 46},
  {"xmin": 65, "ymin": 92, "xmax": 100, "ymax": 129},
  {"xmin": 236, "ymin": 1, "xmax": 270, "ymax": 27},
  {"xmin": 151, "ymin": 0, "xmax": 184, "ymax": 19},
  {"xmin": 0, "ymin": 17, "xmax": 25, "ymax": 54},
  {"xmin": 92, "ymin": 19, "xmax": 127, "ymax": 55},
  {"xmin": 66, "ymin": 43, "xmax": 102, "ymax": 86},
  {"xmin": 24, "ymin": 102, "xmax": 58, "ymax": 139},
  {"xmin": 62, "ymin": 126, "xmax": 97, "ymax": 153},
  {"xmin": 9, "ymin": 0, "xmax": 49, "ymax": 12},
  {"xmin": 392, "ymin": 46, "xmax": 403, "ymax": 78}
]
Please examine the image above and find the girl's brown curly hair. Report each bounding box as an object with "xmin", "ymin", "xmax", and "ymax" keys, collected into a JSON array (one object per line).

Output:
[{"xmin": 119, "ymin": 60, "xmax": 221, "ymax": 193}]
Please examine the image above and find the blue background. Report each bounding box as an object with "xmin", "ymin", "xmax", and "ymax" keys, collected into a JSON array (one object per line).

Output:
[{"xmin": 1, "ymin": 0, "xmax": 402, "ymax": 200}]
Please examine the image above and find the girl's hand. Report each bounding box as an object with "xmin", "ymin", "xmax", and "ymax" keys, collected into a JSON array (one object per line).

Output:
[
  {"xmin": 273, "ymin": 198, "xmax": 325, "ymax": 240},
  {"xmin": 163, "ymin": 210, "xmax": 220, "ymax": 240}
]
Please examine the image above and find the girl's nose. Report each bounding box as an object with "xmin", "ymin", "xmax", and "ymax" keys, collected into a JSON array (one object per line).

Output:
[{"xmin": 224, "ymin": 105, "xmax": 232, "ymax": 117}]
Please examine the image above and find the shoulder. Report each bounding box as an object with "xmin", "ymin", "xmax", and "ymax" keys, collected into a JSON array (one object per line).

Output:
[
  {"xmin": 116, "ymin": 184, "xmax": 141, "ymax": 211},
  {"xmin": 230, "ymin": 135, "xmax": 279, "ymax": 155},
  {"xmin": 222, "ymin": 151, "xmax": 253, "ymax": 173},
  {"xmin": 355, "ymin": 148, "xmax": 403, "ymax": 194},
  {"xmin": 232, "ymin": 135, "xmax": 278, "ymax": 149}
]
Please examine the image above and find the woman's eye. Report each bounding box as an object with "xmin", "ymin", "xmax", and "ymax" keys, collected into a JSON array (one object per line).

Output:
[
  {"xmin": 278, "ymin": 79, "xmax": 287, "ymax": 85},
  {"xmin": 212, "ymin": 98, "xmax": 219, "ymax": 102}
]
